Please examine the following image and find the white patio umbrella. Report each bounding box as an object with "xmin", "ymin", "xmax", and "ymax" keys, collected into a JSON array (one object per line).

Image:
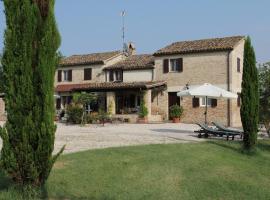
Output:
[
  {"xmin": 54, "ymin": 94, "xmax": 60, "ymax": 99},
  {"xmin": 177, "ymin": 83, "xmax": 238, "ymax": 124}
]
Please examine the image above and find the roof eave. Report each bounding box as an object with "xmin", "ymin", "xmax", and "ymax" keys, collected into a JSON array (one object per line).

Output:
[
  {"xmin": 59, "ymin": 61, "xmax": 105, "ymax": 67},
  {"xmin": 153, "ymin": 48, "xmax": 234, "ymax": 57}
]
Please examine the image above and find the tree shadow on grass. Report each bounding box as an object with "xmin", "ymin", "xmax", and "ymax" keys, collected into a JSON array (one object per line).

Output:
[
  {"xmin": 257, "ymin": 140, "xmax": 270, "ymax": 152},
  {"xmin": 207, "ymin": 140, "xmax": 242, "ymax": 154},
  {"xmin": 0, "ymin": 169, "xmax": 12, "ymax": 191}
]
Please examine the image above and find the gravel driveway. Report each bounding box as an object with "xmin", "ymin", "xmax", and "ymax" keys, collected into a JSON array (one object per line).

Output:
[
  {"xmin": 0, "ymin": 122, "xmax": 202, "ymax": 154},
  {"xmin": 54, "ymin": 123, "xmax": 202, "ymax": 154}
]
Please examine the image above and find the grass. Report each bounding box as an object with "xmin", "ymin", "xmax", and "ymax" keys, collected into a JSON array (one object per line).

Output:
[{"xmin": 1, "ymin": 140, "xmax": 270, "ymax": 200}]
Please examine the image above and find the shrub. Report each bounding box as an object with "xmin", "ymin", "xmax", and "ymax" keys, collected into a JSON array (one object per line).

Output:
[
  {"xmin": 139, "ymin": 100, "xmax": 148, "ymax": 118},
  {"xmin": 85, "ymin": 113, "xmax": 99, "ymax": 124},
  {"xmin": 66, "ymin": 105, "xmax": 83, "ymax": 124},
  {"xmin": 170, "ymin": 105, "xmax": 184, "ymax": 118},
  {"xmin": 98, "ymin": 108, "xmax": 110, "ymax": 126}
]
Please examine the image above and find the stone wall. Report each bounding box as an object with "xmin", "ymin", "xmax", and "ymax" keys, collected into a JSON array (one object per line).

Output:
[
  {"xmin": 0, "ymin": 98, "xmax": 6, "ymax": 121},
  {"xmin": 154, "ymin": 51, "xmax": 229, "ymax": 90},
  {"xmin": 55, "ymin": 54, "xmax": 124, "ymax": 86},
  {"xmin": 151, "ymin": 90, "xmax": 168, "ymax": 120},
  {"xmin": 230, "ymin": 39, "xmax": 245, "ymax": 127},
  {"xmin": 153, "ymin": 42, "xmax": 244, "ymax": 127},
  {"xmin": 180, "ymin": 97, "xmax": 228, "ymax": 126}
]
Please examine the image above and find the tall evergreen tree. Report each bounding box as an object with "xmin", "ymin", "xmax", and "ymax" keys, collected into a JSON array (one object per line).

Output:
[
  {"xmin": 240, "ymin": 36, "xmax": 259, "ymax": 151},
  {"xmin": 0, "ymin": 0, "xmax": 63, "ymax": 186},
  {"xmin": 0, "ymin": 53, "xmax": 3, "ymax": 93}
]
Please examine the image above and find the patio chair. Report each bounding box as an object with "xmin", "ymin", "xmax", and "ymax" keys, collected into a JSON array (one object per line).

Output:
[
  {"xmin": 212, "ymin": 121, "xmax": 243, "ymax": 139},
  {"xmin": 194, "ymin": 123, "xmax": 238, "ymax": 140}
]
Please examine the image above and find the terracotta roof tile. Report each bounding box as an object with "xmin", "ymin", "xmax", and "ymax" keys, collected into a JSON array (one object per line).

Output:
[
  {"xmin": 154, "ymin": 36, "xmax": 245, "ymax": 56},
  {"xmin": 55, "ymin": 81, "xmax": 166, "ymax": 92},
  {"xmin": 60, "ymin": 51, "xmax": 121, "ymax": 67},
  {"xmin": 104, "ymin": 54, "xmax": 155, "ymax": 70}
]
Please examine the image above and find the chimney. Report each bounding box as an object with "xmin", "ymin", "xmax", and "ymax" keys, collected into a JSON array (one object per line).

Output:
[{"xmin": 127, "ymin": 42, "xmax": 136, "ymax": 55}]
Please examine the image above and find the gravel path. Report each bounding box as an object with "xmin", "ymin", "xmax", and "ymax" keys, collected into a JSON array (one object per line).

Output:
[
  {"xmin": 54, "ymin": 123, "xmax": 202, "ymax": 154},
  {"xmin": 0, "ymin": 122, "xmax": 203, "ymax": 154}
]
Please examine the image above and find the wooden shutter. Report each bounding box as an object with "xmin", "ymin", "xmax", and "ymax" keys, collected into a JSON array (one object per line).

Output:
[
  {"xmin": 119, "ymin": 70, "xmax": 123, "ymax": 81},
  {"xmin": 237, "ymin": 58, "xmax": 241, "ymax": 72},
  {"xmin": 237, "ymin": 93, "xmax": 241, "ymax": 107},
  {"xmin": 177, "ymin": 58, "xmax": 183, "ymax": 72},
  {"xmin": 56, "ymin": 98, "xmax": 61, "ymax": 109},
  {"xmin": 211, "ymin": 99, "xmax": 217, "ymax": 107},
  {"xmin": 84, "ymin": 68, "xmax": 92, "ymax": 80},
  {"xmin": 192, "ymin": 97, "xmax": 199, "ymax": 108},
  {"xmin": 163, "ymin": 59, "xmax": 169, "ymax": 73},
  {"xmin": 68, "ymin": 70, "xmax": 72, "ymax": 82},
  {"xmin": 58, "ymin": 70, "xmax": 62, "ymax": 82},
  {"xmin": 109, "ymin": 71, "xmax": 114, "ymax": 82}
]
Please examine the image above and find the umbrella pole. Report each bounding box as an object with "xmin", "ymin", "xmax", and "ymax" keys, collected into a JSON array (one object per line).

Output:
[{"xmin": 205, "ymin": 96, "xmax": 208, "ymax": 124}]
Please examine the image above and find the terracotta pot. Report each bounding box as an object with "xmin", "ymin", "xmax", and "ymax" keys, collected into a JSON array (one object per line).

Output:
[
  {"xmin": 137, "ymin": 117, "xmax": 148, "ymax": 124},
  {"xmin": 172, "ymin": 117, "xmax": 180, "ymax": 123}
]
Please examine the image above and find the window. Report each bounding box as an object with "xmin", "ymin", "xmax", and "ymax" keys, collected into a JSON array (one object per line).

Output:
[
  {"xmin": 170, "ymin": 59, "xmax": 178, "ymax": 72},
  {"xmin": 200, "ymin": 97, "xmax": 212, "ymax": 107},
  {"xmin": 136, "ymin": 95, "xmax": 141, "ymax": 107},
  {"xmin": 61, "ymin": 96, "xmax": 72, "ymax": 108},
  {"xmin": 115, "ymin": 70, "xmax": 123, "ymax": 81},
  {"xmin": 169, "ymin": 58, "xmax": 183, "ymax": 72},
  {"xmin": 237, "ymin": 58, "xmax": 241, "ymax": 72},
  {"xmin": 63, "ymin": 70, "xmax": 72, "ymax": 82},
  {"xmin": 63, "ymin": 70, "xmax": 69, "ymax": 81},
  {"xmin": 84, "ymin": 68, "xmax": 92, "ymax": 80}
]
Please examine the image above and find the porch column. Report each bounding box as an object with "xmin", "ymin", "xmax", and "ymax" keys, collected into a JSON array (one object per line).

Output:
[
  {"xmin": 143, "ymin": 90, "xmax": 152, "ymax": 118},
  {"xmin": 107, "ymin": 92, "xmax": 116, "ymax": 115}
]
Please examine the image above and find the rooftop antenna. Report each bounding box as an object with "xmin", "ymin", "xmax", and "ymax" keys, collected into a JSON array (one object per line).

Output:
[{"xmin": 121, "ymin": 10, "xmax": 127, "ymax": 54}]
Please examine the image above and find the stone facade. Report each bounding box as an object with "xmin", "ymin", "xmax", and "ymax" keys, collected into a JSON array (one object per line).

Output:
[
  {"xmin": 55, "ymin": 54, "xmax": 124, "ymax": 86},
  {"xmin": 180, "ymin": 97, "xmax": 228, "ymax": 125},
  {"xmin": 153, "ymin": 39, "xmax": 245, "ymax": 127},
  {"xmin": 0, "ymin": 98, "xmax": 6, "ymax": 121}
]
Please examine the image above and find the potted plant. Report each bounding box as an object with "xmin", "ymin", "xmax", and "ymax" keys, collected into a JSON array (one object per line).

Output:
[
  {"xmin": 169, "ymin": 104, "xmax": 183, "ymax": 123},
  {"xmin": 137, "ymin": 99, "xmax": 148, "ymax": 123}
]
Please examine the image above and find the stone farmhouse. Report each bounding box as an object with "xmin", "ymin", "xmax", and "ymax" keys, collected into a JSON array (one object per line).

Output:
[{"xmin": 55, "ymin": 35, "xmax": 245, "ymax": 127}]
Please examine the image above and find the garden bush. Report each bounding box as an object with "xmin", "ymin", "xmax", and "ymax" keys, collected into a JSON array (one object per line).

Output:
[
  {"xmin": 169, "ymin": 105, "xmax": 184, "ymax": 118},
  {"xmin": 66, "ymin": 105, "xmax": 83, "ymax": 124}
]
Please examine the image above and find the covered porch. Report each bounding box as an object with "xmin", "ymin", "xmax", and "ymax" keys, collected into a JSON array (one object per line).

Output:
[{"xmin": 55, "ymin": 81, "xmax": 167, "ymax": 123}]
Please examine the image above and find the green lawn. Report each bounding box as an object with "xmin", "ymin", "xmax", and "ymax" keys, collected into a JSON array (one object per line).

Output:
[{"xmin": 1, "ymin": 140, "xmax": 270, "ymax": 200}]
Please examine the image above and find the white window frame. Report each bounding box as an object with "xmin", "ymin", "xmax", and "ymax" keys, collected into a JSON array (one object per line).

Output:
[
  {"xmin": 85, "ymin": 104, "xmax": 92, "ymax": 114},
  {"xmin": 63, "ymin": 70, "xmax": 69, "ymax": 81},
  {"xmin": 200, "ymin": 97, "xmax": 212, "ymax": 107},
  {"xmin": 169, "ymin": 59, "xmax": 178, "ymax": 72}
]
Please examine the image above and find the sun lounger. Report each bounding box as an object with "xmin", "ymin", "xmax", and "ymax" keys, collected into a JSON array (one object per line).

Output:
[
  {"xmin": 194, "ymin": 123, "xmax": 238, "ymax": 140},
  {"xmin": 212, "ymin": 121, "xmax": 243, "ymax": 139}
]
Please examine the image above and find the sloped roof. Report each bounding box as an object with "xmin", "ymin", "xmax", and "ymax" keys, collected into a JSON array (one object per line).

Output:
[
  {"xmin": 60, "ymin": 51, "xmax": 121, "ymax": 67},
  {"xmin": 55, "ymin": 81, "xmax": 167, "ymax": 92},
  {"xmin": 104, "ymin": 54, "xmax": 155, "ymax": 70},
  {"xmin": 154, "ymin": 36, "xmax": 245, "ymax": 56}
]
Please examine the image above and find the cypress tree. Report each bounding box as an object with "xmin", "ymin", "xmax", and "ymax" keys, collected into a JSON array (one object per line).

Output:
[
  {"xmin": 240, "ymin": 36, "xmax": 259, "ymax": 151},
  {"xmin": 0, "ymin": 0, "xmax": 64, "ymax": 186}
]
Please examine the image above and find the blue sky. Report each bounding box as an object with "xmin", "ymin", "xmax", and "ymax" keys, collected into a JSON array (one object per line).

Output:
[{"xmin": 0, "ymin": 0, "xmax": 269, "ymax": 62}]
